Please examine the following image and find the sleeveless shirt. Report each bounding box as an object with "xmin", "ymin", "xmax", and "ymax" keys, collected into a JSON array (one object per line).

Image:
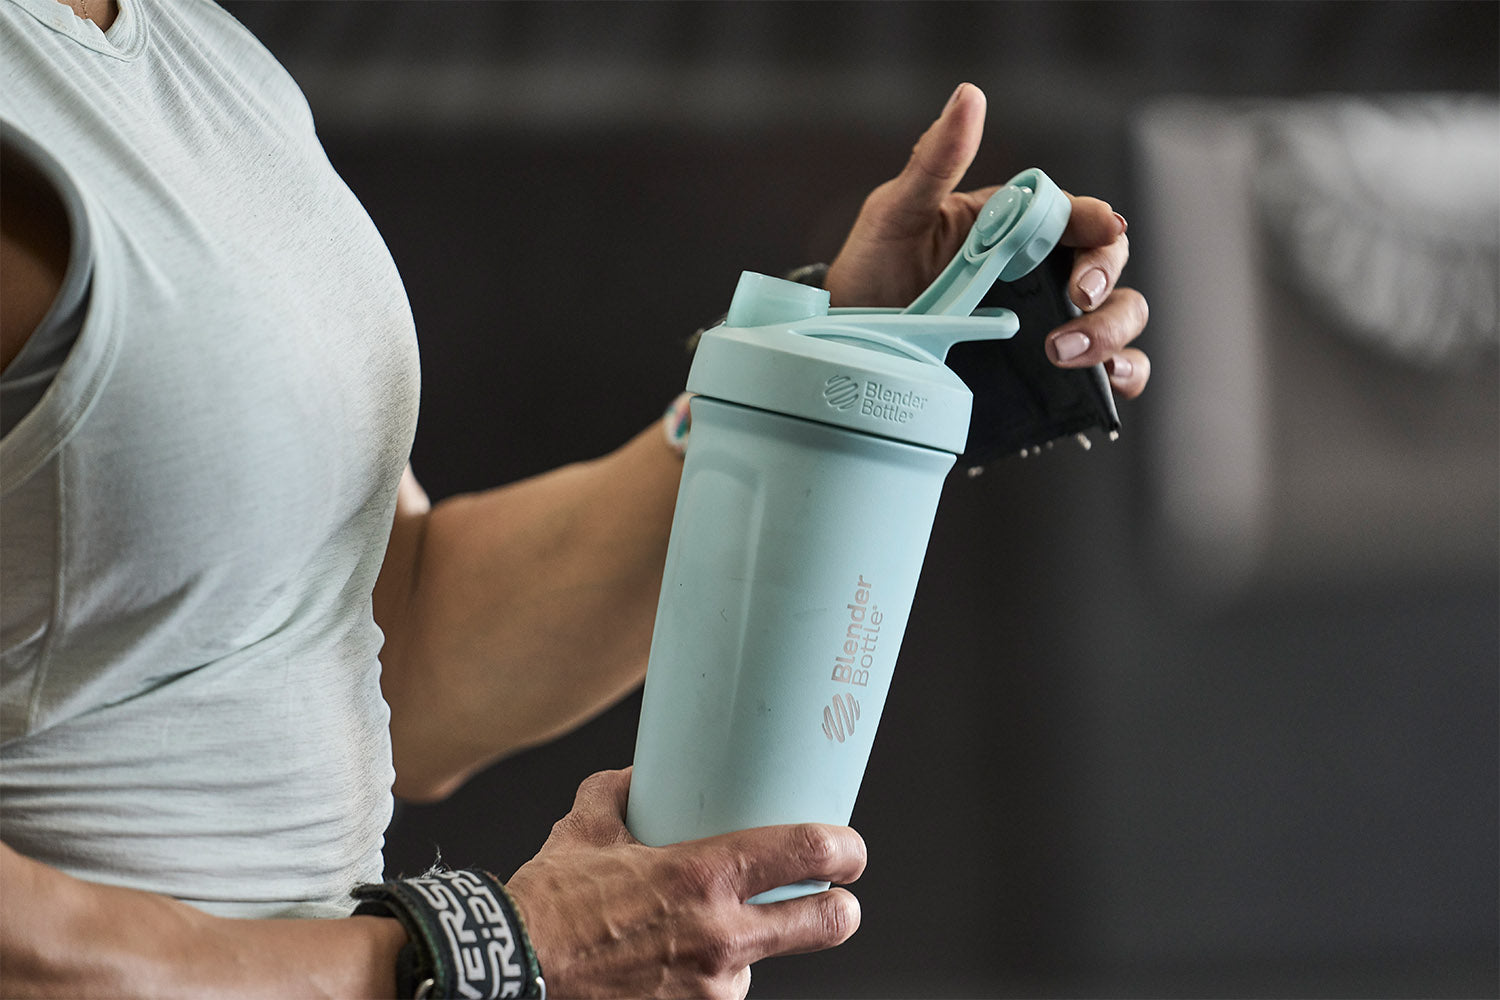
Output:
[{"xmin": 0, "ymin": 0, "xmax": 421, "ymax": 918}]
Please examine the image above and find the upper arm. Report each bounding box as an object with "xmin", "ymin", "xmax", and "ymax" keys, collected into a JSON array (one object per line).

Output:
[{"xmin": 0, "ymin": 141, "xmax": 70, "ymax": 373}]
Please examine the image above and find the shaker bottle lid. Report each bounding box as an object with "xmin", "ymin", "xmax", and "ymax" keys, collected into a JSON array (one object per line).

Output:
[
  {"xmin": 689, "ymin": 169, "xmax": 1070, "ymax": 454},
  {"xmin": 688, "ymin": 305, "xmax": 1016, "ymax": 452}
]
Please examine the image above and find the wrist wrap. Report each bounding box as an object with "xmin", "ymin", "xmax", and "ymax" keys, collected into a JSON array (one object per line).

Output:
[{"xmin": 353, "ymin": 868, "xmax": 544, "ymax": 1000}]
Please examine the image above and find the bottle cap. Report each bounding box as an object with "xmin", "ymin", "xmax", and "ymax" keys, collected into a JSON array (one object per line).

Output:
[
  {"xmin": 903, "ymin": 167, "xmax": 1071, "ymax": 316},
  {"xmin": 689, "ymin": 169, "xmax": 1070, "ymax": 454}
]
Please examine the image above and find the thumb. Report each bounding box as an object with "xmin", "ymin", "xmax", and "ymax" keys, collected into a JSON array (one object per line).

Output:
[
  {"xmin": 891, "ymin": 83, "xmax": 987, "ymax": 212},
  {"xmin": 559, "ymin": 768, "xmax": 635, "ymax": 844}
]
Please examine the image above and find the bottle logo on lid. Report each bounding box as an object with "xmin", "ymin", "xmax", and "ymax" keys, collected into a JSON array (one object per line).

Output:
[
  {"xmin": 823, "ymin": 375, "xmax": 928, "ymax": 427},
  {"xmin": 860, "ymin": 381, "xmax": 926, "ymax": 425},
  {"xmin": 823, "ymin": 374, "xmax": 860, "ymax": 411}
]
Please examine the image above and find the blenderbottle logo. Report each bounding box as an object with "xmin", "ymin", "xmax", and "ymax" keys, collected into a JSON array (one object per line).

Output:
[
  {"xmin": 822, "ymin": 575, "xmax": 880, "ymax": 744},
  {"xmin": 821, "ymin": 693, "xmax": 861, "ymax": 744},
  {"xmin": 823, "ymin": 374, "xmax": 860, "ymax": 411}
]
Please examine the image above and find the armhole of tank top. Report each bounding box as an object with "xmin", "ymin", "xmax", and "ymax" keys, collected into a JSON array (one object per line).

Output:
[
  {"xmin": 0, "ymin": 123, "xmax": 120, "ymax": 497},
  {"xmin": 1, "ymin": 130, "xmax": 87, "ymax": 434}
]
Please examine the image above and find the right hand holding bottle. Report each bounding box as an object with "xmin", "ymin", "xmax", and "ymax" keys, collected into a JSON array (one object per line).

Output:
[{"xmin": 504, "ymin": 768, "xmax": 866, "ymax": 999}]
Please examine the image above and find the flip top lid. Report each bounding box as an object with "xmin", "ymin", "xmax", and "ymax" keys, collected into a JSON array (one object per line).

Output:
[{"xmin": 689, "ymin": 169, "xmax": 1070, "ymax": 453}]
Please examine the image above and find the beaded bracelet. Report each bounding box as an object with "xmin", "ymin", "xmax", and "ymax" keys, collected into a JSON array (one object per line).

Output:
[
  {"xmin": 353, "ymin": 868, "xmax": 544, "ymax": 1000},
  {"xmin": 662, "ymin": 391, "xmax": 693, "ymax": 456}
]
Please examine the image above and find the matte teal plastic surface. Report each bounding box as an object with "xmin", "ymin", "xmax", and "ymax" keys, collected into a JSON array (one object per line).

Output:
[
  {"xmin": 725, "ymin": 270, "xmax": 831, "ymax": 327},
  {"xmin": 688, "ymin": 309, "xmax": 1016, "ymax": 453},
  {"xmin": 626, "ymin": 399, "xmax": 953, "ymax": 901},
  {"xmin": 627, "ymin": 169, "xmax": 1069, "ymax": 903}
]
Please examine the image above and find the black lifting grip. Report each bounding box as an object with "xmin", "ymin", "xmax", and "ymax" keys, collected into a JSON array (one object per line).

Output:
[{"xmin": 946, "ymin": 244, "xmax": 1121, "ymax": 473}]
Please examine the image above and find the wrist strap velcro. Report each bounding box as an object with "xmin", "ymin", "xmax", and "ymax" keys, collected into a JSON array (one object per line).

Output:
[{"xmin": 353, "ymin": 868, "xmax": 544, "ymax": 1000}]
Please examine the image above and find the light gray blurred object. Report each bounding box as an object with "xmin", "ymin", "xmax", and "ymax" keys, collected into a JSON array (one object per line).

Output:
[
  {"xmin": 1256, "ymin": 95, "xmax": 1499, "ymax": 366},
  {"xmin": 1133, "ymin": 95, "xmax": 1500, "ymax": 597}
]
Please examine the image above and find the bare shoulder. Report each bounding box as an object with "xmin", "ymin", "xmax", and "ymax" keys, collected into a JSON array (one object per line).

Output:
[{"xmin": 1, "ymin": 143, "xmax": 70, "ymax": 373}]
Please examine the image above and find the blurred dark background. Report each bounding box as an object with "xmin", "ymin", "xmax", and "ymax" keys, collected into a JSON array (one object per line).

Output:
[{"xmin": 223, "ymin": 3, "xmax": 1498, "ymax": 996}]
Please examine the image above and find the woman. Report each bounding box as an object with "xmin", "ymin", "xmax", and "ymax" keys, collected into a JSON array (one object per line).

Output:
[{"xmin": 0, "ymin": 0, "xmax": 1148, "ymax": 995}]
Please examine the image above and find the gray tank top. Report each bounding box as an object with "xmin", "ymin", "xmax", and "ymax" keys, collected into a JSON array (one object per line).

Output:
[{"xmin": 0, "ymin": 0, "xmax": 421, "ymax": 918}]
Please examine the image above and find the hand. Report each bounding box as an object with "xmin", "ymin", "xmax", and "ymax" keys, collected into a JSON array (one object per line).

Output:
[
  {"xmin": 824, "ymin": 82, "xmax": 1151, "ymax": 399},
  {"xmin": 505, "ymin": 769, "xmax": 865, "ymax": 1000}
]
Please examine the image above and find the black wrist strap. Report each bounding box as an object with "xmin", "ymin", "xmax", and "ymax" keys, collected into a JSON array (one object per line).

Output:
[{"xmin": 353, "ymin": 868, "xmax": 545, "ymax": 1000}]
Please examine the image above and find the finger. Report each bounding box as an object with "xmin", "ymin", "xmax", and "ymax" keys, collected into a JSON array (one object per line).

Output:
[
  {"xmin": 573, "ymin": 767, "xmax": 630, "ymax": 814},
  {"xmin": 1060, "ymin": 194, "xmax": 1128, "ymax": 250},
  {"xmin": 745, "ymin": 886, "xmax": 863, "ymax": 959},
  {"xmin": 1044, "ymin": 286, "xmax": 1149, "ymax": 368},
  {"xmin": 1069, "ymin": 231, "xmax": 1130, "ymax": 312},
  {"xmin": 1104, "ymin": 347, "xmax": 1151, "ymax": 400},
  {"xmin": 700, "ymin": 823, "xmax": 867, "ymax": 900},
  {"xmin": 889, "ymin": 83, "xmax": 987, "ymax": 214},
  {"xmin": 556, "ymin": 768, "xmax": 634, "ymax": 844}
]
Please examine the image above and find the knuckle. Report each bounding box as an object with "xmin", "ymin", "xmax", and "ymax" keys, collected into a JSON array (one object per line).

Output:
[
  {"xmin": 548, "ymin": 807, "xmax": 592, "ymax": 844},
  {"xmin": 1089, "ymin": 311, "xmax": 1129, "ymax": 353},
  {"xmin": 673, "ymin": 850, "xmax": 734, "ymax": 902},
  {"xmin": 1083, "ymin": 233, "xmax": 1128, "ymax": 281},
  {"xmin": 791, "ymin": 824, "xmax": 841, "ymax": 870},
  {"xmin": 697, "ymin": 928, "xmax": 748, "ymax": 977},
  {"xmin": 862, "ymin": 180, "xmax": 899, "ymax": 216},
  {"xmin": 1090, "ymin": 289, "xmax": 1148, "ymax": 352}
]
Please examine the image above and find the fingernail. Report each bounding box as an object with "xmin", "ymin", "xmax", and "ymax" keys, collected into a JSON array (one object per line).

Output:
[
  {"xmin": 1078, "ymin": 268, "xmax": 1108, "ymax": 308},
  {"xmin": 946, "ymin": 83, "xmax": 968, "ymax": 110},
  {"xmin": 1107, "ymin": 354, "xmax": 1134, "ymax": 381},
  {"xmin": 1113, "ymin": 212, "xmax": 1128, "ymax": 234},
  {"xmin": 1051, "ymin": 331, "xmax": 1090, "ymax": 363}
]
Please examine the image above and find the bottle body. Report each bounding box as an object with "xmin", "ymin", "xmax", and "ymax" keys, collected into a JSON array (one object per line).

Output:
[{"xmin": 626, "ymin": 396, "xmax": 953, "ymax": 901}]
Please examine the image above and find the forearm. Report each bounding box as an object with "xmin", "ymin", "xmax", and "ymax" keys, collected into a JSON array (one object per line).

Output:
[
  {"xmin": 377, "ymin": 423, "xmax": 682, "ymax": 801},
  {"xmin": 0, "ymin": 844, "xmax": 405, "ymax": 999}
]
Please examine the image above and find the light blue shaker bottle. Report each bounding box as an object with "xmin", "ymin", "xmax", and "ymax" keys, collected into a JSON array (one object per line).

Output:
[{"xmin": 627, "ymin": 169, "xmax": 1071, "ymax": 903}]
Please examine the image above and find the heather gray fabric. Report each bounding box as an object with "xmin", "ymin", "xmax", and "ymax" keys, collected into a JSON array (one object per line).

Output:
[{"xmin": 0, "ymin": 0, "xmax": 421, "ymax": 917}]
